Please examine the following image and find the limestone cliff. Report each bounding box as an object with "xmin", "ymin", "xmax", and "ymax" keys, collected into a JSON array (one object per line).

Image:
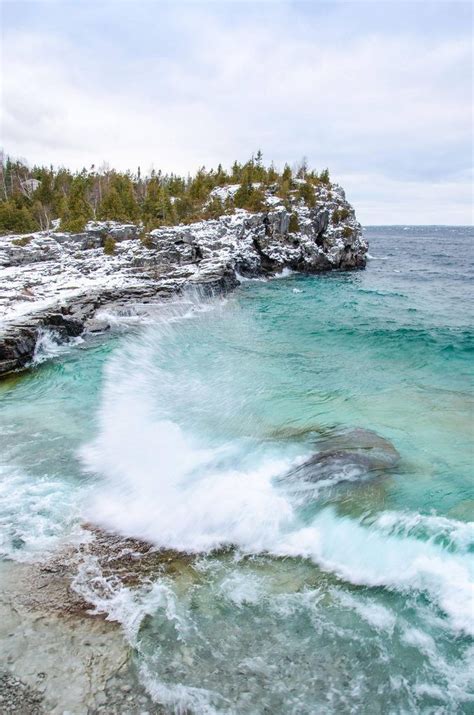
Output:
[{"xmin": 0, "ymin": 182, "xmax": 367, "ymax": 375}]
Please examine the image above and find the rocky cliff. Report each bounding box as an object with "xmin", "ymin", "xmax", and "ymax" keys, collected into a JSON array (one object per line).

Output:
[{"xmin": 0, "ymin": 182, "xmax": 367, "ymax": 376}]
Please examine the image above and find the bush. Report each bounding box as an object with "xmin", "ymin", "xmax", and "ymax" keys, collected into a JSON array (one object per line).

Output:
[
  {"xmin": 140, "ymin": 233, "xmax": 155, "ymax": 249},
  {"xmin": 234, "ymin": 182, "xmax": 265, "ymax": 212},
  {"xmin": 0, "ymin": 202, "xmax": 37, "ymax": 234},
  {"xmin": 12, "ymin": 235, "xmax": 32, "ymax": 246},
  {"xmin": 61, "ymin": 214, "xmax": 88, "ymax": 233},
  {"xmin": 103, "ymin": 235, "xmax": 116, "ymax": 255},
  {"xmin": 333, "ymin": 207, "xmax": 350, "ymax": 224},
  {"xmin": 342, "ymin": 226, "xmax": 353, "ymax": 239},
  {"xmin": 288, "ymin": 212, "xmax": 300, "ymax": 233}
]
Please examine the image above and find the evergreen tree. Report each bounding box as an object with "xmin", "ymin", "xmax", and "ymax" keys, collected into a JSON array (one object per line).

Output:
[
  {"xmin": 319, "ymin": 168, "xmax": 330, "ymax": 184},
  {"xmin": 203, "ymin": 196, "xmax": 224, "ymax": 220},
  {"xmin": 231, "ymin": 161, "xmax": 242, "ymax": 183},
  {"xmin": 98, "ymin": 175, "xmax": 139, "ymax": 222},
  {"xmin": 297, "ymin": 181, "xmax": 316, "ymax": 208},
  {"xmin": 175, "ymin": 194, "xmax": 195, "ymax": 224},
  {"xmin": 0, "ymin": 152, "xmax": 334, "ymax": 235},
  {"xmin": 282, "ymin": 164, "xmax": 293, "ymax": 184},
  {"xmin": 0, "ymin": 200, "xmax": 37, "ymax": 234},
  {"xmin": 233, "ymin": 178, "xmax": 253, "ymax": 209},
  {"xmin": 61, "ymin": 175, "xmax": 93, "ymax": 232}
]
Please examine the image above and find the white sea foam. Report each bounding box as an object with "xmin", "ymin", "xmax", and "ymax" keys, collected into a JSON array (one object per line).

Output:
[
  {"xmin": 139, "ymin": 667, "xmax": 228, "ymax": 715},
  {"xmin": 32, "ymin": 328, "xmax": 83, "ymax": 364},
  {"xmin": 273, "ymin": 509, "xmax": 474, "ymax": 636},
  {"xmin": 0, "ymin": 464, "xmax": 88, "ymax": 561},
  {"xmin": 271, "ymin": 267, "xmax": 294, "ymax": 278},
  {"xmin": 366, "ymin": 253, "xmax": 388, "ymax": 260},
  {"xmin": 80, "ymin": 314, "xmax": 474, "ymax": 637},
  {"xmin": 372, "ymin": 511, "xmax": 474, "ymax": 552},
  {"xmin": 335, "ymin": 591, "xmax": 397, "ymax": 634},
  {"xmin": 95, "ymin": 293, "xmax": 221, "ymax": 329},
  {"xmin": 72, "ymin": 555, "xmax": 183, "ymax": 642}
]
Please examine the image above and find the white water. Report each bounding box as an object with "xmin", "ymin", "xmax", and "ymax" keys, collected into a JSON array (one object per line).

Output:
[{"xmin": 80, "ymin": 316, "xmax": 474, "ymax": 638}]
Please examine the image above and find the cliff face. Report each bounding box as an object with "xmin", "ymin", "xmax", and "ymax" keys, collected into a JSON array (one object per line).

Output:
[{"xmin": 0, "ymin": 183, "xmax": 367, "ymax": 375}]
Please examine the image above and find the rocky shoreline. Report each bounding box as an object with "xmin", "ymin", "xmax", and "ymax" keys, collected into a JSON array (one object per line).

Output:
[
  {"xmin": 0, "ymin": 183, "xmax": 367, "ymax": 376},
  {"xmin": 0, "ymin": 528, "xmax": 187, "ymax": 714}
]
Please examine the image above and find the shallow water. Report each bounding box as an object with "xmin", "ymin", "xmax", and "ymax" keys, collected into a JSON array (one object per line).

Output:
[{"xmin": 1, "ymin": 226, "xmax": 473, "ymax": 713}]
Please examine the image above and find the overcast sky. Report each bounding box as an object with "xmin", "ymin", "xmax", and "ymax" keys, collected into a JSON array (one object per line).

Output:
[{"xmin": 1, "ymin": 0, "xmax": 472, "ymax": 224}]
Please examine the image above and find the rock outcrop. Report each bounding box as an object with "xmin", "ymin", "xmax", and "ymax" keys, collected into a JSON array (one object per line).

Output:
[{"xmin": 0, "ymin": 182, "xmax": 367, "ymax": 376}]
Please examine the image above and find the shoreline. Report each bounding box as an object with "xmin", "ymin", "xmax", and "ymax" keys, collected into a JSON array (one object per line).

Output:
[
  {"xmin": 0, "ymin": 190, "xmax": 367, "ymax": 377},
  {"xmin": 0, "ymin": 528, "xmax": 190, "ymax": 714}
]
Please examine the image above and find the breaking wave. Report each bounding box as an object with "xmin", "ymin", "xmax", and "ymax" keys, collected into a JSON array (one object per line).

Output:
[{"xmin": 80, "ymin": 306, "xmax": 474, "ymax": 637}]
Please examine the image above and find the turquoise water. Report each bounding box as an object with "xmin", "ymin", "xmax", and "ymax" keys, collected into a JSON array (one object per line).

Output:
[{"xmin": 0, "ymin": 226, "xmax": 473, "ymax": 713}]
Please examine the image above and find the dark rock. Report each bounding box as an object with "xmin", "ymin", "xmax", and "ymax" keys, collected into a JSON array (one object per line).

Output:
[
  {"xmin": 40, "ymin": 313, "xmax": 84, "ymax": 337},
  {"xmin": 0, "ymin": 327, "xmax": 38, "ymax": 375},
  {"xmin": 312, "ymin": 209, "xmax": 329, "ymax": 246},
  {"xmin": 285, "ymin": 427, "xmax": 400, "ymax": 487}
]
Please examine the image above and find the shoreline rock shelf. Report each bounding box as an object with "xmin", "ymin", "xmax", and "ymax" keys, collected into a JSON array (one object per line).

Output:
[{"xmin": 0, "ymin": 183, "xmax": 367, "ymax": 376}]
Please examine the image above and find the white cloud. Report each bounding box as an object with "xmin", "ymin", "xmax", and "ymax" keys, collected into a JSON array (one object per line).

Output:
[
  {"xmin": 1, "ymin": 3, "xmax": 472, "ymax": 223},
  {"xmin": 340, "ymin": 171, "xmax": 473, "ymax": 225}
]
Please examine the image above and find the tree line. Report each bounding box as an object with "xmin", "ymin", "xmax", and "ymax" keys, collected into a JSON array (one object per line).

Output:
[{"xmin": 0, "ymin": 151, "xmax": 331, "ymax": 235}]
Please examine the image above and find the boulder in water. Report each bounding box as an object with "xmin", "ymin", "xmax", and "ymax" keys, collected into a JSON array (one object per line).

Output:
[{"xmin": 285, "ymin": 427, "xmax": 400, "ymax": 487}]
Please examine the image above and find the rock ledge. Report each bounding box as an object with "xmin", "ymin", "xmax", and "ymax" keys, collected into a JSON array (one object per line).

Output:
[{"xmin": 0, "ymin": 183, "xmax": 367, "ymax": 375}]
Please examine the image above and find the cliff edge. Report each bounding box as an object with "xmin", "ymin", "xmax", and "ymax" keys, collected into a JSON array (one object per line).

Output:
[{"xmin": 0, "ymin": 182, "xmax": 367, "ymax": 376}]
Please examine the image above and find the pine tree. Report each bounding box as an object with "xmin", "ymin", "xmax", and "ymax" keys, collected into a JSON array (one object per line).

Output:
[
  {"xmin": 233, "ymin": 178, "xmax": 253, "ymax": 209},
  {"xmin": 297, "ymin": 181, "xmax": 316, "ymax": 208},
  {"xmin": 231, "ymin": 161, "xmax": 242, "ymax": 183},
  {"xmin": 319, "ymin": 168, "xmax": 330, "ymax": 184},
  {"xmin": 203, "ymin": 196, "xmax": 224, "ymax": 220},
  {"xmin": 282, "ymin": 164, "xmax": 293, "ymax": 184},
  {"xmin": 98, "ymin": 175, "xmax": 139, "ymax": 222},
  {"xmin": 61, "ymin": 175, "xmax": 93, "ymax": 232}
]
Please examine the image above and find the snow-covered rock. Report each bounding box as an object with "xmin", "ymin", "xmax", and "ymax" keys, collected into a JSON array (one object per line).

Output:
[{"xmin": 0, "ymin": 183, "xmax": 367, "ymax": 375}]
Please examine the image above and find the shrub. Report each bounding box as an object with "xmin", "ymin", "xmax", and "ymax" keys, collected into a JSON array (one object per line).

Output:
[
  {"xmin": 333, "ymin": 207, "xmax": 351, "ymax": 224},
  {"xmin": 140, "ymin": 233, "xmax": 155, "ymax": 249},
  {"xmin": 0, "ymin": 202, "xmax": 37, "ymax": 234},
  {"xmin": 342, "ymin": 226, "xmax": 353, "ymax": 239},
  {"xmin": 12, "ymin": 235, "xmax": 32, "ymax": 246},
  {"xmin": 103, "ymin": 235, "xmax": 116, "ymax": 255},
  {"xmin": 288, "ymin": 212, "xmax": 300, "ymax": 233}
]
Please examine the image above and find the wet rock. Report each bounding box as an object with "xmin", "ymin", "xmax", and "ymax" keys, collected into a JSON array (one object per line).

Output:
[
  {"xmin": 286, "ymin": 427, "xmax": 400, "ymax": 486},
  {"xmin": 0, "ymin": 326, "xmax": 37, "ymax": 374}
]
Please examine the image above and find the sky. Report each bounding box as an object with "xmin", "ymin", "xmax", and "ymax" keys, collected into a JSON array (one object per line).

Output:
[{"xmin": 1, "ymin": 0, "xmax": 472, "ymax": 224}]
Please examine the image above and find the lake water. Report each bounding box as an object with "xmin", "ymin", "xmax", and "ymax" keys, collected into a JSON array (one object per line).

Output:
[{"xmin": 1, "ymin": 226, "xmax": 473, "ymax": 713}]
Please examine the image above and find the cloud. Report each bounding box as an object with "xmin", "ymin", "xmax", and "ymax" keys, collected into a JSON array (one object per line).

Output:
[{"xmin": 1, "ymin": 1, "xmax": 472, "ymax": 223}]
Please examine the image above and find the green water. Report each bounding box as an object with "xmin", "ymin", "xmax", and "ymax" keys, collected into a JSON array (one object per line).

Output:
[{"xmin": 0, "ymin": 226, "xmax": 473, "ymax": 713}]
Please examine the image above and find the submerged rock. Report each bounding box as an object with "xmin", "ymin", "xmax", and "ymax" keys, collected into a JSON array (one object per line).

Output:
[{"xmin": 286, "ymin": 427, "xmax": 400, "ymax": 486}]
